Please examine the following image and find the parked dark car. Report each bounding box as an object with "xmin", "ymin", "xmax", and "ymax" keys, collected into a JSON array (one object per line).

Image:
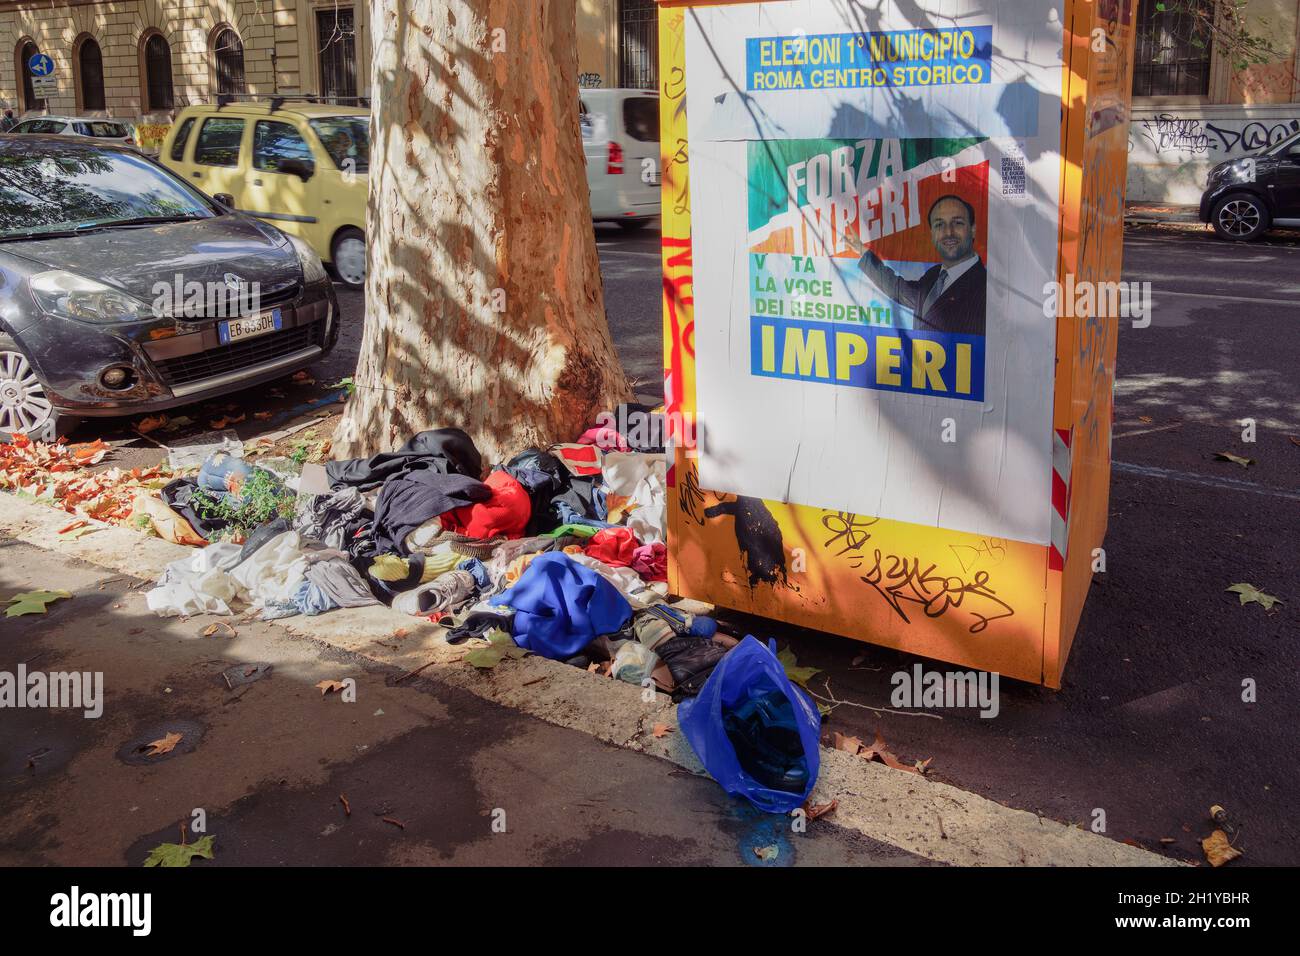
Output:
[
  {"xmin": 1200, "ymin": 128, "xmax": 1300, "ymax": 241},
  {"xmin": 0, "ymin": 136, "xmax": 339, "ymax": 441}
]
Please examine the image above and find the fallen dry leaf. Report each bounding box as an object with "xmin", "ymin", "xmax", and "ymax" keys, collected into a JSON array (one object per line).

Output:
[
  {"xmin": 201, "ymin": 622, "xmax": 237, "ymax": 638},
  {"xmin": 253, "ymin": 412, "xmax": 273, "ymax": 421},
  {"xmin": 392, "ymin": 628, "xmax": 409, "ymax": 640},
  {"xmin": 144, "ymin": 732, "xmax": 183, "ymax": 757},
  {"xmin": 339, "ymin": 794, "xmax": 351, "ymax": 817},
  {"xmin": 804, "ymin": 798, "xmax": 838, "ymax": 821},
  {"xmin": 1138, "ymin": 415, "xmax": 1153, "ymax": 423},
  {"xmin": 831, "ymin": 732, "xmax": 864, "ymax": 754},
  {"xmin": 381, "ymin": 817, "xmax": 405, "ymax": 830},
  {"xmin": 1201, "ymin": 829, "xmax": 1242, "ymax": 867},
  {"xmin": 1225, "ymin": 583, "xmax": 1282, "ymax": 611},
  {"xmin": 837, "ymin": 731, "xmax": 927, "ymax": 775},
  {"xmin": 316, "ymin": 680, "xmax": 347, "ymax": 695},
  {"xmin": 1213, "ymin": 451, "xmax": 1254, "ymax": 468},
  {"xmin": 135, "ymin": 414, "xmax": 168, "ymax": 435},
  {"xmin": 652, "ymin": 723, "xmax": 673, "ymax": 738}
]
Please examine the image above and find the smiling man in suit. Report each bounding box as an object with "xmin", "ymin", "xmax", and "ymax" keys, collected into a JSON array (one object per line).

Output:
[{"xmin": 844, "ymin": 194, "xmax": 987, "ymax": 336}]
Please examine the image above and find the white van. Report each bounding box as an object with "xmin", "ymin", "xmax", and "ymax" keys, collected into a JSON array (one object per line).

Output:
[{"xmin": 580, "ymin": 89, "xmax": 660, "ymax": 230}]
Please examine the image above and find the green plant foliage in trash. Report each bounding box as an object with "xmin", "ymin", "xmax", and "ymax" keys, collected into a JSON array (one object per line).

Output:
[
  {"xmin": 189, "ymin": 467, "xmax": 295, "ymax": 541},
  {"xmin": 777, "ymin": 647, "xmax": 820, "ymax": 689},
  {"xmin": 143, "ymin": 834, "xmax": 215, "ymax": 867},
  {"xmin": 1226, "ymin": 583, "xmax": 1282, "ymax": 611},
  {"xmin": 4, "ymin": 589, "xmax": 72, "ymax": 618},
  {"xmin": 329, "ymin": 376, "xmax": 355, "ymax": 397},
  {"xmin": 464, "ymin": 630, "xmax": 529, "ymax": 669}
]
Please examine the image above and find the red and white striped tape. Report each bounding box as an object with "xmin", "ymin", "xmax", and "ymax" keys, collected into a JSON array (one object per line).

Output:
[{"xmin": 1049, "ymin": 426, "xmax": 1073, "ymax": 571}]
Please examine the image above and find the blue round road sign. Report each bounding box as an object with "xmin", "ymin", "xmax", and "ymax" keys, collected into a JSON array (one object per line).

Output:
[{"xmin": 28, "ymin": 53, "xmax": 54, "ymax": 77}]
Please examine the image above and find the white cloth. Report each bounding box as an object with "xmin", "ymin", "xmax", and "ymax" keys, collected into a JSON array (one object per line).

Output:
[
  {"xmin": 146, "ymin": 542, "xmax": 245, "ymax": 617},
  {"xmin": 601, "ymin": 452, "xmax": 667, "ymax": 545},
  {"xmin": 229, "ymin": 530, "xmax": 309, "ymax": 608}
]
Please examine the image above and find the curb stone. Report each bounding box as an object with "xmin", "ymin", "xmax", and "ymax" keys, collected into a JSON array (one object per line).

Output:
[{"xmin": 0, "ymin": 492, "xmax": 1183, "ymax": 867}]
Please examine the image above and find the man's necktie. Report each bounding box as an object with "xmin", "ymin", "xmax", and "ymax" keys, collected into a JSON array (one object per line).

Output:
[{"xmin": 922, "ymin": 269, "xmax": 948, "ymax": 319}]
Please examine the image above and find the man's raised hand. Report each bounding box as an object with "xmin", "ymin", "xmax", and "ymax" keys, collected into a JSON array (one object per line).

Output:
[{"xmin": 841, "ymin": 227, "xmax": 865, "ymax": 256}]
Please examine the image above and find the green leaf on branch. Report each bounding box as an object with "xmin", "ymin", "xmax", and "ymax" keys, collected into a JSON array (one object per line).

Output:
[{"xmin": 143, "ymin": 834, "xmax": 215, "ymax": 867}]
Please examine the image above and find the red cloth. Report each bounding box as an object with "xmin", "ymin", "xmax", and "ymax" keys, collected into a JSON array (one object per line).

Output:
[
  {"xmin": 440, "ymin": 469, "xmax": 531, "ymax": 539},
  {"xmin": 631, "ymin": 542, "xmax": 667, "ymax": 582},
  {"xmin": 576, "ymin": 426, "xmax": 630, "ymax": 452},
  {"xmin": 585, "ymin": 526, "xmax": 638, "ymax": 567},
  {"xmin": 551, "ymin": 443, "xmax": 603, "ymax": 477}
]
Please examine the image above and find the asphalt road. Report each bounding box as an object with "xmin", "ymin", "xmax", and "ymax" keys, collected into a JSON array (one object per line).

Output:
[{"xmin": 19, "ymin": 219, "xmax": 1300, "ymax": 865}]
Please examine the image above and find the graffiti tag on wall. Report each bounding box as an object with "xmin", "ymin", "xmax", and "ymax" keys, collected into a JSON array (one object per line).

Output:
[{"xmin": 1133, "ymin": 113, "xmax": 1300, "ymax": 160}]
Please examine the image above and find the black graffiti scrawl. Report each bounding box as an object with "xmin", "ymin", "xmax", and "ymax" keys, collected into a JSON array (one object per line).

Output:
[{"xmin": 704, "ymin": 496, "xmax": 789, "ymax": 588}]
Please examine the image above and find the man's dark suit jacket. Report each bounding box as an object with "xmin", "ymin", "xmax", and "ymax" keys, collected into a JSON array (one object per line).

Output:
[{"xmin": 856, "ymin": 250, "xmax": 987, "ymax": 336}]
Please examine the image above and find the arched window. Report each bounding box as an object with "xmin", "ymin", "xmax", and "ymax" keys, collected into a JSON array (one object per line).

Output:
[
  {"xmin": 143, "ymin": 33, "xmax": 175, "ymax": 111},
  {"xmin": 213, "ymin": 28, "xmax": 246, "ymax": 96},
  {"xmin": 77, "ymin": 37, "xmax": 105, "ymax": 112},
  {"xmin": 18, "ymin": 40, "xmax": 46, "ymax": 112}
]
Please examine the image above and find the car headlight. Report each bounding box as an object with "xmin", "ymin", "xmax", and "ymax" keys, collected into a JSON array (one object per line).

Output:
[
  {"xmin": 287, "ymin": 234, "xmax": 328, "ymax": 283},
  {"xmin": 29, "ymin": 271, "xmax": 155, "ymax": 323}
]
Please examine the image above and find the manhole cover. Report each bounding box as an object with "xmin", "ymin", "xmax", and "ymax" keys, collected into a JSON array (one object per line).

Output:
[
  {"xmin": 116, "ymin": 718, "xmax": 205, "ymax": 766},
  {"xmin": 222, "ymin": 662, "xmax": 273, "ymax": 689}
]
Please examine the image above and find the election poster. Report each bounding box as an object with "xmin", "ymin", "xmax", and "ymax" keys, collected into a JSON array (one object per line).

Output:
[
  {"xmin": 683, "ymin": 0, "xmax": 1064, "ymax": 546},
  {"xmin": 659, "ymin": 0, "xmax": 1138, "ymax": 685}
]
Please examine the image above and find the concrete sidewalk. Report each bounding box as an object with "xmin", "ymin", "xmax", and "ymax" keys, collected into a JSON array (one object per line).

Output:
[
  {"xmin": 0, "ymin": 492, "xmax": 1179, "ymax": 867},
  {"xmin": 1124, "ymin": 202, "xmax": 1202, "ymax": 225}
]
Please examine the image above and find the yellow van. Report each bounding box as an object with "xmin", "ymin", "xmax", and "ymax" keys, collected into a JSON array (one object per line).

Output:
[{"xmin": 160, "ymin": 98, "xmax": 368, "ymax": 288}]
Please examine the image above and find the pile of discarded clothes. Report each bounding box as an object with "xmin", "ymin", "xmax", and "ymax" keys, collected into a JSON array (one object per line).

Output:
[{"xmin": 144, "ymin": 407, "xmax": 742, "ymax": 698}]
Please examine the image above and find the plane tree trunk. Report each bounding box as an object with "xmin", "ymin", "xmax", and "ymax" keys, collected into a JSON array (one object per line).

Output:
[{"xmin": 335, "ymin": 0, "xmax": 632, "ymax": 464}]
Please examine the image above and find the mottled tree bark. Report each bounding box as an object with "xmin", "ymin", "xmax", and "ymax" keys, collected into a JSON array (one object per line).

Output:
[{"xmin": 335, "ymin": 0, "xmax": 631, "ymax": 463}]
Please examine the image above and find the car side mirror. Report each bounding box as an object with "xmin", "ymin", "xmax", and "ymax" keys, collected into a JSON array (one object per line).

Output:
[
  {"xmin": 279, "ymin": 158, "xmax": 315, "ymax": 181},
  {"xmin": 213, "ymin": 192, "xmax": 235, "ymax": 208}
]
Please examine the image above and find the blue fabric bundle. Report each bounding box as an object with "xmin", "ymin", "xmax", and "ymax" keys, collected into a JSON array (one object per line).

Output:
[{"xmin": 489, "ymin": 552, "xmax": 631, "ymax": 660}]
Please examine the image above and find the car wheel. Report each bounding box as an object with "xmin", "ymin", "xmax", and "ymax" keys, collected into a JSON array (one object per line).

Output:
[
  {"xmin": 1212, "ymin": 194, "xmax": 1270, "ymax": 241},
  {"xmin": 617, "ymin": 218, "xmax": 650, "ymax": 232},
  {"xmin": 0, "ymin": 335, "xmax": 75, "ymax": 442},
  {"xmin": 331, "ymin": 228, "xmax": 366, "ymax": 289}
]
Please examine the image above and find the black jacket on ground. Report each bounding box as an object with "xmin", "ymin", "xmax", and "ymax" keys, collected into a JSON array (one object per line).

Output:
[{"xmin": 325, "ymin": 428, "xmax": 483, "ymax": 491}]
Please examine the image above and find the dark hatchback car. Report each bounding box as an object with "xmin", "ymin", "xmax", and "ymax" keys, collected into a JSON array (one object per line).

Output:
[
  {"xmin": 0, "ymin": 136, "xmax": 339, "ymax": 441},
  {"xmin": 1200, "ymin": 128, "xmax": 1300, "ymax": 241}
]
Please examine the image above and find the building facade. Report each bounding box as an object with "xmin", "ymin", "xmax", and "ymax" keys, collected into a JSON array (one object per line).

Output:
[
  {"xmin": 3, "ymin": 0, "xmax": 1298, "ymax": 200},
  {"xmin": 0, "ymin": 1, "xmax": 645, "ymax": 126}
]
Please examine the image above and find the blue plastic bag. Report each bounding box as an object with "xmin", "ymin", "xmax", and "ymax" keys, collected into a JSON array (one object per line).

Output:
[{"xmin": 678, "ymin": 636, "xmax": 821, "ymax": 813}]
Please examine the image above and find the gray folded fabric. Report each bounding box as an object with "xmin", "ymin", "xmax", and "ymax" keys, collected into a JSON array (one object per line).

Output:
[
  {"xmin": 296, "ymin": 486, "xmax": 369, "ymax": 551},
  {"xmin": 304, "ymin": 558, "xmax": 382, "ymax": 608}
]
